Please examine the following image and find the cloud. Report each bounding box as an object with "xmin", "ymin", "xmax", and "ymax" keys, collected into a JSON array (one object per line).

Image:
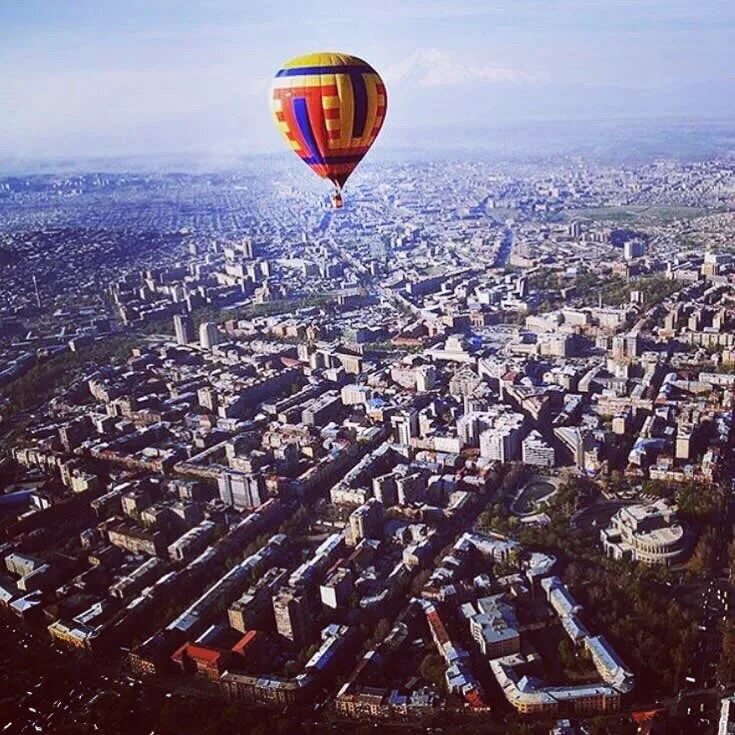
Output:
[{"xmin": 384, "ymin": 48, "xmax": 528, "ymax": 87}]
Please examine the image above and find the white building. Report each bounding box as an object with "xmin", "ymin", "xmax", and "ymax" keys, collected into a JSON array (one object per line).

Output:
[
  {"xmin": 479, "ymin": 411, "xmax": 525, "ymax": 462},
  {"xmin": 623, "ymin": 240, "xmax": 646, "ymax": 261},
  {"xmin": 391, "ymin": 410, "xmax": 419, "ymax": 446},
  {"xmin": 416, "ymin": 365, "xmax": 436, "ymax": 392},
  {"xmin": 601, "ymin": 499, "xmax": 688, "ymax": 566},
  {"xmin": 719, "ymin": 695, "xmax": 735, "ymax": 735},
  {"xmin": 199, "ymin": 321, "xmax": 220, "ymax": 349},
  {"xmin": 522, "ymin": 430, "xmax": 556, "ymax": 467}
]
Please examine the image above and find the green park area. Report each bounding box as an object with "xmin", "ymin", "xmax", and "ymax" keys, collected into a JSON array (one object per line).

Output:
[
  {"xmin": 1, "ymin": 335, "xmax": 137, "ymax": 417},
  {"xmin": 565, "ymin": 205, "xmax": 713, "ymax": 225},
  {"xmin": 144, "ymin": 295, "xmax": 335, "ymax": 337}
]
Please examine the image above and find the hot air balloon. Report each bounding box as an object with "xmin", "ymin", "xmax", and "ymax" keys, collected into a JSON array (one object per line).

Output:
[{"xmin": 271, "ymin": 52, "xmax": 387, "ymax": 208}]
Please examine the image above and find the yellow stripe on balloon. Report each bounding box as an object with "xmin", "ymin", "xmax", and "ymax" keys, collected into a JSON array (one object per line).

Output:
[
  {"xmin": 357, "ymin": 75, "xmax": 380, "ymax": 149},
  {"xmin": 335, "ymin": 73, "xmax": 355, "ymax": 149},
  {"xmin": 281, "ymin": 51, "xmax": 357, "ymax": 69}
]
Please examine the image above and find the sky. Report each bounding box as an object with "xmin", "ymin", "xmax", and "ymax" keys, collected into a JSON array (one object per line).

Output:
[{"xmin": 1, "ymin": 0, "xmax": 734, "ymax": 160}]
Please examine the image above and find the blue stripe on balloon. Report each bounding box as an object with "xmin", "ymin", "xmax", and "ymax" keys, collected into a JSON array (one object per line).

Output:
[
  {"xmin": 299, "ymin": 154, "xmax": 365, "ymax": 165},
  {"xmin": 351, "ymin": 72, "xmax": 367, "ymax": 138},
  {"xmin": 276, "ymin": 65, "xmax": 373, "ymax": 77},
  {"xmin": 293, "ymin": 97, "xmax": 323, "ymax": 164}
]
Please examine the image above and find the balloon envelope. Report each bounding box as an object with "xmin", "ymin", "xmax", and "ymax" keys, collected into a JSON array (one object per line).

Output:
[{"xmin": 271, "ymin": 52, "xmax": 387, "ymax": 192}]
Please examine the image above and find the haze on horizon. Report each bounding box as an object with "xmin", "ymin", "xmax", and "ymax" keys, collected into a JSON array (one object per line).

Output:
[{"xmin": 1, "ymin": 0, "xmax": 734, "ymax": 162}]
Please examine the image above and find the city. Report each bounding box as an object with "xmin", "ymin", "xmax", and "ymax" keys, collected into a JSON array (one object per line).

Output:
[
  {"xmin": 1, "ymin": 147, "xmax": 735, "ymax": 734},
  {"xmin": 3, "ymin": 1, "xmax": 735, "ymax": 734}
]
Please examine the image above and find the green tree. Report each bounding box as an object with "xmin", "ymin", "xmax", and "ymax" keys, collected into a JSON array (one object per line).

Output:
[{"xmin": 419, "ymin": 653, "xmax": 445, "ymax": 688}]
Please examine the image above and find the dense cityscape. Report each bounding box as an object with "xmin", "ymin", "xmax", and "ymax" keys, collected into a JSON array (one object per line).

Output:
[{"xmin": 0, "ymin": 145, "xmax": 734, "ymax": 735}]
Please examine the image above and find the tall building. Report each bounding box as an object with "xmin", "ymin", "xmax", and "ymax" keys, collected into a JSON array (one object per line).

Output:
[
  {"xmin": 173, "ymin": 313, "xmax": 195, "ymax": 345},
  {"xmin": 554, "ymin": 426, "xmax": 602, "ymax": 472},
  {"xmin": 199, "ymin": 321, "xmax": 219, "ymax": 349},
  {"xmin": 467, "ymin": 595, "xmax": 521, "ymax": 659},
  {"xmin": 416, "ymin": 365, "xmax": 436, "ymax": 392},
  {"xmin": 609, "ymin": 333, "xmax": 639, "ymax": 361},
  {"xmin": 517, "ymin": 276, "xmax": 528, "ymax": 298},
  {"xmin": 348, "ymin": 498, "xmax": 383, "ymax": 546},
  {"xmin": 522, "ymin": 430, "xmax": 556, "ymax": 468},
  {"xmin": 391, "ymin": 410, "xmax": 419, "ymax": 446},
  {"xmin": 396, "ymin": 471, "xmax": 425, "ymax": 506},
  {"xmin": 675, "ymin": 422, "xmax": 694, "ymax": 461},
  {"xmin": 611, "ymin": 411, "xmax": 630, "ymax": 435},
  {"xmin": 372, "ymin": 473, "xmax": 397, "ymax": 506},
  {"xmin": 449, "ymin": 366, "xmax": 481, "ymax": 398},
  {"xmin": 623, "ymin": 240, "xmax": 646, "ymax": 261},
  {"xmin": 704, "ymin": 251, "xmax": 732, "ymax": 278},
  {"xmin": 302, "ymin": 391, "xmax": 341, "ymax": 426},
  {"xmin": 457, "ymin": 413, "xmax": 481, "ymax": 448},
  {"xmin": 479, "ymin": 412, "xmax": 525, "ymax": 462},
  {"xmin": 273, "ymin": 588, "xmax": 313, "ymax": 647},
  {"xmin": 539, "ymin": 334, "xmax": 571, "ymax": 358},
  {"xmin": 197, "ymin": 386, "xmax": 218, "ymax": 414},
  {"xmin": 719, "ymin": 695, "xmax": 735, "ymax": 735},
  {"xmin": 218, "ymin": 470, "xmax": 266, "ymax": 510},
  {"xmin": 625, "ymin": 334, "xmax": 640, "ymax": 358},
  {"xmin": 320, "ymin": 568, "xmax": 353, "ymax": 610},
  {"xmin": 611, "ymin": 336, "xmax": 626, "ymax": 361}
]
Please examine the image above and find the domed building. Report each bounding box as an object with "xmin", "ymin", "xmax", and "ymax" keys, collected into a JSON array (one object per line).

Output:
[{"xmin": 600, "ymin": 499, "xmax": 689, "ymax": 566}]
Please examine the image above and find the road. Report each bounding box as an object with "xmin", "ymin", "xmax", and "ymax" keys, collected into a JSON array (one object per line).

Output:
[{"xmin": 493, "ymin": 228, "xmax": 514, "ymax": 268}]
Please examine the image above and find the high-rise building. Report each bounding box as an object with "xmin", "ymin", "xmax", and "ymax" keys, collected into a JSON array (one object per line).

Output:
[
  {"xmin": 197, "ymin": 386, "xmax": 218, "ymax": 413},
  {"xmin": 554, "ymin": 426, "xmax": 603, "ymax": 473},
  {"xmin": 611, "ymin": 333, "xmax": 640, "ymax": 361},
  {"xmin": 241, "ymin": 238, "xmax": 254, "ymax": 259},
  {"xmin": 457, "ymin": 413, "xmax": 481, "ymax": 448},
  {"xmin": 611, "ymin": 336, "xmax": 626, "ymax": 361},
  {"xmin": 516, "ymin": 277, "xmax": 528, "ymax": 298},
  {"xmin": 218, "ymin": 470, "xmax": 266, "ymax": 510},
  {"xmin": 396, "ymin": 471, "xmax": 425, "ymax": 506},
  {"xmin": 348, "ymin": 498, "xmax": 383, "ymax": 546},
  {"xmin": 199, "ymin": 321, "xmax": 219, "ymax": 349},
  {"xmin": 302, "ymin": 391, "xmax": 342, "ymax": 426},
  {"xmin": 173, "ymin": 313, "xmax": 195, "ymax": 346},
  {"xmin": 273, "ymin": 588, "xmax": 313, "ymax": 647},
  {"xmin": 612, "ymin": 411, "xmax": 630, "ymax": 435},
  {"xmin": 718, "ymin": 695, "xmax": 735, "ymax": 735},
  {"xmin": 320, "ymin": 568, "xmax": 353, "ymax": 610},
  {"xmin": 625, "ymin": 334, "xmax": 640, "ymax": 358},
  {"xmin": 539, "ymin": 334, "xmax": 571, "ymax": 358},
  {"xmin": 59, "ymin": 416, "xmax": 93, "ymax": 453},
  {"xmin": 449, "ymin": 365, "xmax": 482, "ymax": 397},
  {"xmin": 704, "ymin": 251, "xmax": 732, "ymax": 278},
  {"xmin": 372, "ymin": 474, "xmax": 397, "ymax": 507},
  {"xmin": 676, "ymin": 423, "xmax": 694, "ymax": 461},
  {"xmin": 623, "ymin": 240, "xmax": 646, "ymax": 261},
  {"xmin": 522, "ymin": 430, "xmax": 556, "ymax": 467},
  {"xmin": 391, "ymin": 410, "xmax": 419, "ymax": 446},
  {"xmin": 479, "ymin": 413, "xmax": 525, "ymax": 462},
  {"xmin": 416, "ymin": 365, "xmax": 436, "ymax": 392}
]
